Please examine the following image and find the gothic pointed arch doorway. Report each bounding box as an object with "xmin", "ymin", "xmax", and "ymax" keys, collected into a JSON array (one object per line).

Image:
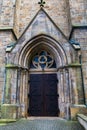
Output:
[
  {"xmin": 28, "ymin": 50, "xmax": 60, "ymax": 116},
  {"xmin": 15, "ymin": 34, "xmax": 70, "ymax": 119}
]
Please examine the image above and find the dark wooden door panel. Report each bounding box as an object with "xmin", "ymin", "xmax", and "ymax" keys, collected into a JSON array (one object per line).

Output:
[
  {"xmin": 30, "ymin": 84, "xmax": 42, "ymax": 95},
  {"xmin": 29, "ymin": 95, "xmax": 42, "ymax": 116},
  {"xmin": 29, "ymin": 74, "xmax": 59, "ymax": 116},
  {"xmin": 46, "ymin": 83, "xmax": 58, "ymax": 95}
]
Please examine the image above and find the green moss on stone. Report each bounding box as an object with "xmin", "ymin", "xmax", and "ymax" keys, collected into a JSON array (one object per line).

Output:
[
  {"xmin": 6, "ymin": 64, "xmax": 19, "ymax": 68},
  {"xmin": 0, "ymin": 119, "xmax": 16, "ymax": 123},
  {"xmin": 68, "ymin": 63, "xmax": 81, "ymax": 67},
  {"xmin": 1, "ymin": 104, "xmax": 18, "ymax": 119}
]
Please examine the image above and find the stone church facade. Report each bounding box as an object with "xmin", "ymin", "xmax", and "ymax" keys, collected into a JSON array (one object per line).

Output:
[{"xmin": 0, "ymin": 0, "xmax": 87, "ymax": 120}]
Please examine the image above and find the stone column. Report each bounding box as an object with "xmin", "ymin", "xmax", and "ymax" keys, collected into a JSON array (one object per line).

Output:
[
  {"xmin": 64, "ymin": 69, "xmax": 70, "ymax": 120},
  {"xmin": 4, "ymin": 68, "xmax": 11, "ymax": 103},
  {"xmin": 64, "ymin": 69, "xmax": 70, "ymax": 103},
  {"xmin": 58, "ymin": 69, "xmax": 65, "ymax": 118},
  {"xmin": 60, "ymin": 70, "xmax": 65, "ymax": 102},
  {"xmin": 19, "ymin": 69, "xmax": 29, "ymax": 118},
  {"xmin": 24, "ymin": 71, "xmax": 29, "ymax": 117},
  {"xmin": 16, "ymin": 68, "xmax": 21, "ymax": 118},
  {"xmin": 21, "ymin": 70, "xmax": 26, "ymax": 117}
]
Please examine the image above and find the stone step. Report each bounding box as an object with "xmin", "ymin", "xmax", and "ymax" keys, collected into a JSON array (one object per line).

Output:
[
  {"xmin": 27, "ymin": 116, "xmax": 66, "ymax": 120},
  {"xmin": 0, "ymin": 118, "xmax": 85, "ymax": 130}
]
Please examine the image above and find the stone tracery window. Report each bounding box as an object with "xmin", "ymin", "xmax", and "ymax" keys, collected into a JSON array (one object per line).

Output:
[{"xmin": 30, "ymin": 50, "xmax": 56, "ymax": 69}]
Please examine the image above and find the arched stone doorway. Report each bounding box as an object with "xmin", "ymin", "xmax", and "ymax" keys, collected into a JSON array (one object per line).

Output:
[{"xmin": 17, "ymin": 35, "xmax": 69, "ymax": 118}]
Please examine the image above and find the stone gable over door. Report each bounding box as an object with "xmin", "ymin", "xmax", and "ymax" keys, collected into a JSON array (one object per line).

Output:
[{"xmin": 6, "ymin": 8, "xmax": 77, "ymax": 68}]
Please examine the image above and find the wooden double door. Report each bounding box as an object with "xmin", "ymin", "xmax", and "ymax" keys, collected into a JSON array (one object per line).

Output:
[{"xmin": 28, "ymin": 74, "xmax": 59, "ymax": 116}]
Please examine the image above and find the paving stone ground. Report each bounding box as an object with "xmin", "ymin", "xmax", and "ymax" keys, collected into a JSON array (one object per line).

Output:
[{"xmin": 0, "ymin": 118, "xmax": 85, "ymax": 130}]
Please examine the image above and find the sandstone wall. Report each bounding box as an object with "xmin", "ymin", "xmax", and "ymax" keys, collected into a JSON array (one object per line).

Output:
[
  {"xmin": 69, "ymin": 0, "xmax": 87, "ymax": 25},
  {"xmin": 72, "ymin": 28, "xmax": 87, "ymax": 104},
  {"xmin": 13, "ymin": 0, "xmax": 71, "ymax": 37},
  {"xmin": 0, "ymin": 0, "xmax": 16, "ymax": 27},
  {"xmin": 0, "ymin": 1, "xmax": 87, "ymax": 37},
  {"xmin": 0, "ymin": 30, "xmax": 16, "ymax": 102}
]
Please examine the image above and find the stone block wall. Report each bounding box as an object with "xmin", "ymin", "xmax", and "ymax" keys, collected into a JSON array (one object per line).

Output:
[
  {"xmin": 0, "ymin": 30, "xmax": 16, "ymax": 103},
  {"xmin": 69, "ymin": 0, "xmax": 87, "ymax": 25},
  {"xmin": 4, "ymin": 68, "xmax": 17, "ymax": 104},
  {"xmin": 1, "ymin": 104, "xmax": 18, "ymax": 119},
  {"xmin": 69, "ymin": 67, "xmax": 84, "ymax": 105},
  {"xmin": 0, "ymin": 0, "xmax": 16, "ymax": 27},
  {"xmin": 71, "ymin": 28, "xmax": 87, "ymax": 105}
]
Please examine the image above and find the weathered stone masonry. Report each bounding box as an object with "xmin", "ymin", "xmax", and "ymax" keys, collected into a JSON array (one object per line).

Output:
[{"xmin": 0, "ymin": 0, "xmax": 87, "ymax": 120}]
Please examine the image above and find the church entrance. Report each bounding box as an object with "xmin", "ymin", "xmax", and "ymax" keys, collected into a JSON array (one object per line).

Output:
[{"xmin": 28, "ymin": 73, "xmax": 59, "ymax": 116}]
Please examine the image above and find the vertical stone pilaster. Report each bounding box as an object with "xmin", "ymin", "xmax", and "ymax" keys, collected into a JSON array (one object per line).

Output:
[
  {"xmin": 60, "ymin": 70, "xmax": 65, "ymax": 103},
  {"xmin": 70, "ymin": 68, "xmax": 78, "ymax": 104},
  {"xmin": 64, "ymin": 69, "xmax": 70, "ymax": 103},
  {"xmin": 76, "ymin": 67, "xmax": 84, "ymax": 104},
  {"xmin": 58, "ymin": 68, "xmax": 71, "ymax": 119},
  {"xmin": 4, "ymin": 68, "xmax": 11, "ymax": 103},
  {"xmin": 19, "ymin": 69, "xmax": 29, "ymax": 117},
  {"xmin": 24, "ymin": 71, "xmax": 29, "ymax": 116},
  {"xmin": 64, "ymin": 68, "xmax": 71, "ymax": 120},
  {"xmin": 68, "ymin": 68, "xmax": 73, "ymax": 104},
  {"xmin": 58, "ymin": 69, "xmax": 65, "ymax": 118},
  {"xmin": 19, "ymin": 69, "xmax": 22, "ymax": 117}
]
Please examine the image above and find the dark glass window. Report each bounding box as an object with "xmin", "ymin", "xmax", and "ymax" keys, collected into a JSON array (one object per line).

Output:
[{"xmin": 29, "ymin": 50, "xmax": 56, "ymax": 69}]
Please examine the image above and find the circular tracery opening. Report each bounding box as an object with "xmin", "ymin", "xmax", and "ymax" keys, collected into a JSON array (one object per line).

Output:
[{"xmin": 29, "ymin": 50, "xmax": 56, "ymax": 69}]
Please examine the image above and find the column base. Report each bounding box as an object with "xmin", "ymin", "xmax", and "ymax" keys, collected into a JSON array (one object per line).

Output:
[
  {"xmin": 70, "ymin": 104, "xmax": 87, "ymax": 120},
  {"xmin": 1, "ymin": 104, "xmax": 18, "ymax": 119}
]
